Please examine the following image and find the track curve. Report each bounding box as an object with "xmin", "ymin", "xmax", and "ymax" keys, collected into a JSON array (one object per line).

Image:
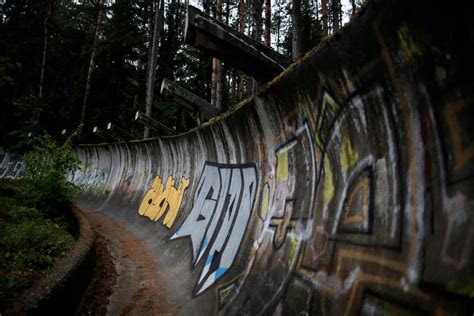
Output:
[{"xmin": 72, "ymin": 0, "xmax": 474, "ymax": 314}]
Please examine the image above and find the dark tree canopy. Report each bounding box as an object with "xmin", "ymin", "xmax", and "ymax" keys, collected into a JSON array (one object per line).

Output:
[{"xmin": 0, "ymin": 0, "xmax": 361, "ymax": 148}]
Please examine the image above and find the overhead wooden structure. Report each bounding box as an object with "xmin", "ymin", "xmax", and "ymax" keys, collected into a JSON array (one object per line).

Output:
[
  {"xmin": 161, "ymin": 78, "xmax": 220, "ymax": 121},
  {"xmin": 92, "ymin": 126, "xmax": 116, "ymax": 142},
  {"xmin": 107, "ymin": 122, "xmax": 132, "ymax": 141},
  {"xmin": 134, "ymin": 111, "xmax": 173, "ymax": 136},
  {"xmin": 184, "ymin": 5, "xmax": 290, "ymax": 82}
]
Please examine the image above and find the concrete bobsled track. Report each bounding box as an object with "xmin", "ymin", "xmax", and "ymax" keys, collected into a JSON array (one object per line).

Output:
[{"xmin": 71, "ymin": 0, "xmax": 474, "ymax": 314}]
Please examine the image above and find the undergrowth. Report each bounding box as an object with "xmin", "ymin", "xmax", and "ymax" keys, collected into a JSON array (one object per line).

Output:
[
  {"xmin": 0, "ymin": 182, "xmax": 75, "ymax": 310},
  {"xmin": 0, "ymin": 134, "xmax": 79, "ymax": 311}
]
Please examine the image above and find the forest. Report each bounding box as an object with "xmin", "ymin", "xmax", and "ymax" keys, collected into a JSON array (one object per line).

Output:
[{"xmin": 0, "ymin": 0, "xmax": 363, "ymax": 147}]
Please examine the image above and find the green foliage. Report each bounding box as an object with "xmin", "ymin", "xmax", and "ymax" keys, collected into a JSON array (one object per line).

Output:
[
  {"xmin": 20, "ymin": 134, "xmax": 79, "ymax": 215},
  {"xmin": 0, "ymin": 182, "xmax": 75, "ymax": 309},
  {"xmin": 0, "ymin": 56, "xmax": 19, "ymax": 88},
  {"xmin": 448, "ymin": 278, "xmax": 474, "ymax": 298},
  {"xmin": 1, "ymin": 207, "xmax": 74, "ymax": 269},
  {"xmin": 6, "ymin": 94, "xmax": 42, "ymax": 146}
]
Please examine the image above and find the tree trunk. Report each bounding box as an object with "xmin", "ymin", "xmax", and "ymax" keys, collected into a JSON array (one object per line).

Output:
[
  {"xmin": 226, "ymin": 0, "xmax": 230, "ymax": 24},
  {"xmin": 79, "ymin": 0, "xmax": 105, "ymax": 137},
  {"xmin": 251, "ymin": 0, "xmax": 263, "ymax": 96},
  {"xmin": 39, "ymin": 0, "xmax": 53, "ymax": 99},
  {"xmin": 276, "ymin": 9, "xmax": 281, "ymax": 52},
  {"xmin": 291, "ymin": 0, "xmax": 302, "ymax": 61},
  {"xmin": 237, "ymin": 0, "xmax": 246, "ymax": 100},
  {"xmin": 351, "ymin": 0, "xmax": 356, "ymax": 16},
  {"xmin": 264, "ymin": 0, "xmax": 271, "ymax": 47},
  {"xmin": 211, "ymin": 0, "xmax": 223, "ymax": 110},
  {"xmin": 144, "ymin": 0, "xmax": 164, "ymax": 139},
  {"xmin": 215, "ymin": 60, "xmax": 223, "ymax": 110},
  {"xmin": 314, "ymin": 0, "xmax": 319, "ymax": 21},
  {"xmin": 331, "ymin": 0, "xmax": 340, "ymax": 31},
  {"xmin": 252, "ymin": 0, "xmax": 263, "ymax": 44},
  {"xmin": 321, "ymin": 0, "xmax": 328, "ymax": 36}
]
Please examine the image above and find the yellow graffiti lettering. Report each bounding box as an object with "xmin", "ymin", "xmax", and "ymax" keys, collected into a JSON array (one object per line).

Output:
[
  {"xmin": 341, "ymin": 136, "xmax": 358, "ymax": 171},
  {"xmin": 276, "ymin": 150, "xmax": 289, "ymax": 182},
  {"xmin": 138, "ymin": 176, "xmax": 164, "ymax": 216},
  {"xmin": 323, "ymin": 158, "xmax": 334, "ymax": 203},
  {"xmin": 287, "ymin": 235, "xmax": 299, "ymax": 267},
  {"xmin": 260, "ymin": 185, "xmax": 270, "ymax": 220},
  {"xmin": 397, "ymin": 24, "xmax": 423, "ymax": 63},
  {"xmin": 138, "ymin": 175, "xmax": 190, "ymax": 228}
]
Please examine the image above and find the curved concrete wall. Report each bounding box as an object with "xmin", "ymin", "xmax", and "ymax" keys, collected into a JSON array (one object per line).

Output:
[{"xmin": 72, "ymin": 0, "xmax": 474, "ymax": 314}]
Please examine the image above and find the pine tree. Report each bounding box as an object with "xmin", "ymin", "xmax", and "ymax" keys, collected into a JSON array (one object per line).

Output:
[
  {"xmin": 321, "ymin": 0, "xmax": 329, "ymax": 35},
  {"xmin": 144, "ymin": 0, "xmax": 164, "ymax": 138},
  {"xmin": 79, "ymin": 0, "xmax": 106, "ymax": 138},
  {"xmin": 291, "ymin": 0, "xmax": 302, "ymax": 60},
  {"xmin": 210, "ymin": 0, "xmax": 223, "ymax": 110},
  {"xmin": 236, "ymin": 0, "xmax": 246, "ymax": 100},
  {"xmin": 38, "ymin": 0, "xmax": 53, "ymax": 99},
  {"xmin": 264, "ymin": 0, "xmax": 271, "ymax": 47}
]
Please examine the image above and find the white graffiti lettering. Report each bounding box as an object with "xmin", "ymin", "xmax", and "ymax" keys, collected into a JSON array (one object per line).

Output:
[{"xmin": 171, "ymin": 162, "xmax": 258, "ymax": 295}]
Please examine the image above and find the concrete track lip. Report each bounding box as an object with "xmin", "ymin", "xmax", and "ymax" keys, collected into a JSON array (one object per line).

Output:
[
  {"xmin": 84, "ymin": 211, "xmax": 175, "ymax": 316},
  {"xmin": 5, "ymin": 206, "xmax": 95, "ymax": 315}
]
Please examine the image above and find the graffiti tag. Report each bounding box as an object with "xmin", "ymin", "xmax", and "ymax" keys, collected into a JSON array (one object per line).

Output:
[
  {"xmin": 139, "ymin": 176, "xmax": 190, "ymax": 228},
  {"xmin": 0, "ymin": 153, "xmax": 26, "ymax": 180},
  {"xmin": 172, "ymin": 162, "xmax": 258, "ymax": 295}
]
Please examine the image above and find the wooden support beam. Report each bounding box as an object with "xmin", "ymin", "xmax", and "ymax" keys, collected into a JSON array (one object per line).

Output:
[
  {"xmin": 184, "ymin": 5, "xmax": 290, "ymax": 82},
  {"xmin": 92, "ymin": 126, "xmax": 116, "ymax": 142},
  {"xmin": 134, "ymin": 111, "xmax": 173, "ymax": 136},
  {"xmin": 107, "ymin": 122, "xmax": 132, "ymax": 141},
  {"xmin": 161, "ymin": 78, "xmax": 220, "ymax": 121}
]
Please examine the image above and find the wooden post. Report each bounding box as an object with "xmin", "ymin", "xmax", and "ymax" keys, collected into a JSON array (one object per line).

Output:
[
  {"xmin": 134, "ymin": 111, "xmax": 173, "ymax": 136},
  {"xmin": 161, "ymin": 78, "xmax": 220, "ymax": 121},
  {"xmin": 107, "ymin": 122, "xmax": 132, "ymax": 141},
  {"xmin": 92, "ymin": 126, "xmax": 116, "ymax": 142}
]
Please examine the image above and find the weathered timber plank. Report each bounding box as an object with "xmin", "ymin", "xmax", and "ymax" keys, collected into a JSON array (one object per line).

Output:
[{"xmin": 185, "ymin": 5, "xmax": 290, "ymax": 82}]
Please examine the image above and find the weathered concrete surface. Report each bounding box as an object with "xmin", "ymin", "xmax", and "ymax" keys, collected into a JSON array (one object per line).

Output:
[{"xmin": 72, "ymin": 0, "xmax": 474, "ymax": 314}]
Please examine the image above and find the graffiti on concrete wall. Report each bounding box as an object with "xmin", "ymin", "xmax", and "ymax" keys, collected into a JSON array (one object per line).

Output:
[
  {"xmin": 69, "ymin": 165, "xmax": 108, "ymax": 192},
  {"xmin": 218, "ymin": 120, "xmax": 318, "ymax": 311},
  {"xmin": 268, "ymin": 121, "xmax": 317, "ymax": 250},
  {"xmin": 223, "ymin": 17, "xmax": 473, "ymax": 314},
  {"xmin": 0, "ymin": 153, "xmax": 26, "ymax": 180},
  {"xmin": 292, "ymin": 87, "xmax": 408, "ymax": 315},
  {"xmin": 172, "ymin": 162, "xmax": 258, "ymax": 295},
  {"xmin": 138, "ymin": 175, "xmax": 190, "ymax": 228},
  {"xmin": 71, "ymin": 2, "xmax": 474, "ymax": 314},
  {"xmin": 223, "ymin": 86, "xmax": 471, "ymax": 316}
]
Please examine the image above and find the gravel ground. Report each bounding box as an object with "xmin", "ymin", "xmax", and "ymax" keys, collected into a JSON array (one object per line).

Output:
[{"xmin": 79, "ymin": 232, "xmax": 117, "ymax": 315}]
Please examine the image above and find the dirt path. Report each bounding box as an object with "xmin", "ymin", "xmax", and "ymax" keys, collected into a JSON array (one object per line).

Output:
[{"xmin": 83, "ymin": 211, "xmax": 174, "ymax": 316}]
